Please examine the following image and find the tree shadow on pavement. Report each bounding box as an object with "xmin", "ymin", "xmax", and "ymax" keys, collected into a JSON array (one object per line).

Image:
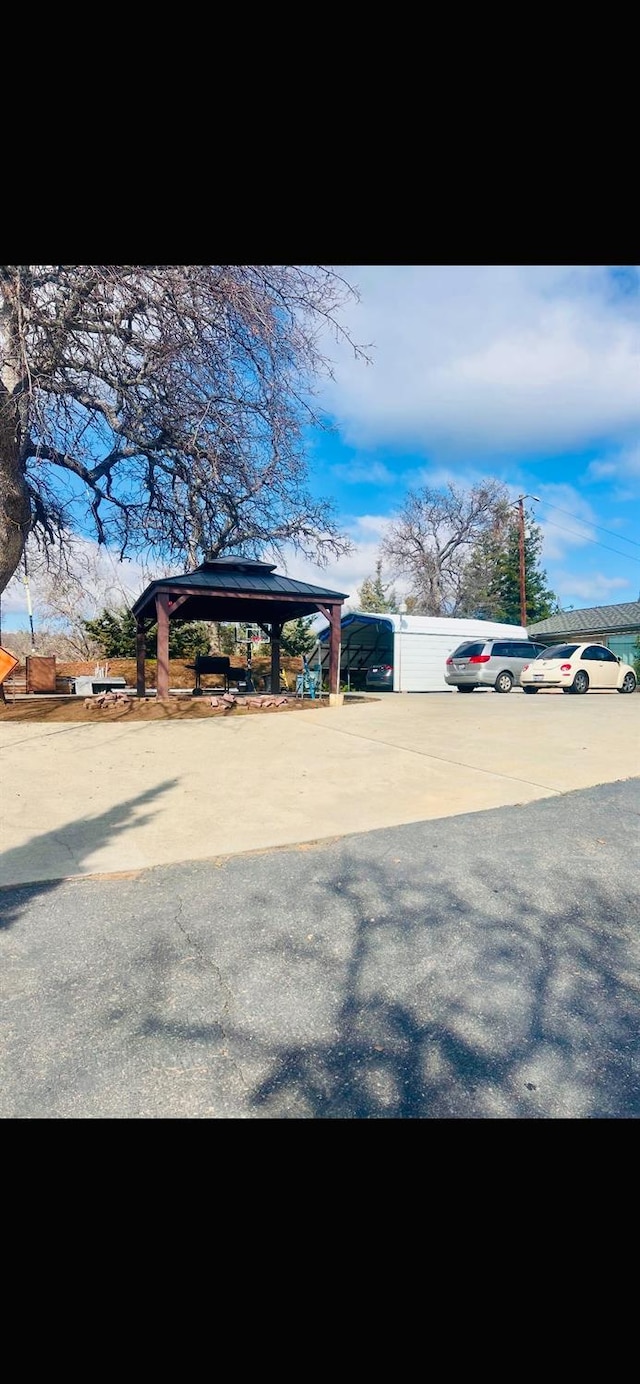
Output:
[
  {"xmin": 109, "ymin": 799, "xmax": 640, "ymax": 1119},
  {"xmin": 0, "ymin": 780, "xmax": 178, "ymax": 931},
  {"xmin": 2, "ymin": 784, "xmax": 639, "ymax": 1118},
  {"xmin": 239, "ymin": 857, "xmax": 640, "ymax": 1118}
]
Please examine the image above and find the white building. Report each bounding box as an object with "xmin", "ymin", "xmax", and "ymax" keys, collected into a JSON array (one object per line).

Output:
[{"xmin": 316, "ymin": 611, "xmax": 529, "ymax": 692}]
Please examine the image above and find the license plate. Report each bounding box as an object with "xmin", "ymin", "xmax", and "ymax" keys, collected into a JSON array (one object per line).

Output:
[
  {"xmin": 533, "ymin": 674, "xmax": 544, "ymax": 681},
  {"xmin": 454, "ymin": 663, "xmax": 466, "ymax": 671}
]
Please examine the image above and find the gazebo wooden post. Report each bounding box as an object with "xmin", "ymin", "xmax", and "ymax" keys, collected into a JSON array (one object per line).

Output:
[
  {"xmin": 136, "ymin": 617, "xmax": 146, "ymax": 698},
  {"xmin": 270, "ymin": 622, "xmax": 283, "ymax": 695},
  {"xmin": 155, "ymin": 593, "xmax": 171, "ymax": 700},
  {"xmin": 328, "ymin": 605, "xmax": 341, "ymax": 696}
]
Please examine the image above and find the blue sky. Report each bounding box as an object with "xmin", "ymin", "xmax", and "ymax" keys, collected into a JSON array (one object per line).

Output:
[
  {"xmin": 2, "ymin": 264, "xmax": 639, "ymax": 631},
  {"xmin": 284, "ymin": 264, "xmax": 640, "ymax": 610}
]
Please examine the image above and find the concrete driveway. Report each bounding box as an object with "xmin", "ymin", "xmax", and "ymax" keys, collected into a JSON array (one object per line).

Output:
[
  {"xmin": 1, "ymin": 690, "xmax": 638, "ymax": 887},
  {"xmin": 2, "ymin": 693, "xmax": 639, "ymax": 1119}
]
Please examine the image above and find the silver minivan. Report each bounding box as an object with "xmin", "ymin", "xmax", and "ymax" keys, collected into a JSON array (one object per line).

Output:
[{"xmin": 444, "ymin": 638, "xmax": 546, "ymax": 693}]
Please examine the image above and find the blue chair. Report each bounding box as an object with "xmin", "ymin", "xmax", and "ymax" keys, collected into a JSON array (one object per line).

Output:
[{"xmin": 296, "ymin": 662, "xmax": 322, "ymax": 698}]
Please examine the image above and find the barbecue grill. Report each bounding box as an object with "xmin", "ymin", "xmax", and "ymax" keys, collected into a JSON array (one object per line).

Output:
[{"xmin": 187, "ymin": 655, "xmax": 254, "ymax": 695}]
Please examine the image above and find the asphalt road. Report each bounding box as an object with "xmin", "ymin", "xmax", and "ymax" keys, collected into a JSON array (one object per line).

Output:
[{"xmin": 2, "ymin": 777, "xmax": 639, "ymax": 1118}]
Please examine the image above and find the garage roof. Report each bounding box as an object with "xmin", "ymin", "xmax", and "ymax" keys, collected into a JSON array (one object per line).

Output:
[{"xmin": 529, "ymin": 601, "xmax": 640, "ymax": 636}]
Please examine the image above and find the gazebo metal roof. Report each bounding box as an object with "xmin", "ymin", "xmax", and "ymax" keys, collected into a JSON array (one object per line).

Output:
[{"xmin": 132, "ymin": 556, "xmax": 349, "ymax": 625}]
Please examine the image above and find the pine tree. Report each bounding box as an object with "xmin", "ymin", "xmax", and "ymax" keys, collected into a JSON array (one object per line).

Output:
[
  {"xmin": 82, "ymin": 607, "xmax": 211, "ymax": 658},
  {"xmin": 456, "ymin": 526, "xmax": 511, "ymax": 619},
  {"xmin": 491, "ymin": 513, "xmax": 558, "ymax": 625},
  {"xmin": 280, "ymin": 617, "xmax": 317, "ymax": 656},
  {"xmin": 357, "ymin": 560, "xmax": 398, "ymax": 612}
]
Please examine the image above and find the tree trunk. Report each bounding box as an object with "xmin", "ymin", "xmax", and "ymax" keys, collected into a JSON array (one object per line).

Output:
[
  {"xmin": 0, "ymin": 386, "xmax": 30, "ymax": 595},
  {"xmin": 1, "ymin": 276, "xmax": 31, "ymax": 595}
]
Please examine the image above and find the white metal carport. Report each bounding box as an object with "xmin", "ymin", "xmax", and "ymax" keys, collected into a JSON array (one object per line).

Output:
[{"xmin": 316, "ymin": 612, "xmax": 529, "ymax": 692}]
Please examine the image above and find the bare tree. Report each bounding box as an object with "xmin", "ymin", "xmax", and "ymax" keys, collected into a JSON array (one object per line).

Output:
[
  {"xmin": 382, "ymin": 480, "xmax": 511, "ymax": 615},
  {"xmin": 0, "ymin": 265, "xmax": 368, "ymax": 595},
  {"xmin": 1, "ymin": 534, "xmax": 172, "ymax": 656}
]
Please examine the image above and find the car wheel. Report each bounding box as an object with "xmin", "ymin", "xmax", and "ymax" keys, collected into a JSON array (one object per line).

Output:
[
  {"xmin": 495, "ymin": 671, "xmax": 513, "ymax": 694},
  {"xmin": 457, "ymin": 685, "xmax": 475, "ymax": 693},
  {"xmin": 572, "ymin": 670, "xmax": 589, "ymax": 695},
  {"xmin": 618, "ymin": 672, "xmax": 637, "ymax": 694},
  {"xmin": 523, "ymin": 686, "xmax": 539, "ymax": 694}
]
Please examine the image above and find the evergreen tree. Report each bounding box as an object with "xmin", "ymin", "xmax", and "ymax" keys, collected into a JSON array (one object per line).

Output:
[
  {"xmin": 357, "ymin": 560, "xmax": 398, "ymax": 612},
  {"xmin": 218, "ymin": 623, "xmax": 240, "ymax": 655},
  {"xmin": 491, "ymin": 512, "xmax": 558, "ymax": 625},
  {"xmin": 455, "ymin": 525, "xmax": 512, "ymax": 619},
  {"xmin": 82, "ymin": 607, "xmax": 210, "ymax": 658},
  {"xmin": 280, "ymin": 617, "xmax": 317, "ymax": 656}
]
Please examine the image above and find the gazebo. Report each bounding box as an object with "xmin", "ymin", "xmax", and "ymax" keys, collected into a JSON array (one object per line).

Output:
[{"xmin": 131, "ymin": 556, "xmax": 349, "ymax": 700}]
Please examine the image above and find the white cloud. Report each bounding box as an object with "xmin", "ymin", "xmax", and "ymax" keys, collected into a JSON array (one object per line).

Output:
[
  {"xmin": 1, "ymin": 570, "xmax": 31, "ymax": 616},
  {"xmin": 587, "ymin": 443, "xmax": 640, "ymax": 487},
  {"xmin": 588, "ymin": 461, "xmax": 617, "ymax": 479},
  {"xmin": 277, "ymin": 514, "xmax": 396, "ymax": 607},
  {"xmin": 322, "ymin": 266, "xmax": 640, "ymax": 457},
  {"xmin": 553, "ymin": 572, "xmax": 632, "ymax": 605},
  {"xmin": 331, "ymin": 460, "xmax": 396, "ymax": 486}
]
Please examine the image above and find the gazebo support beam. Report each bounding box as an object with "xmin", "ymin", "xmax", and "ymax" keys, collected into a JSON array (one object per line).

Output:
[
  {"xmin": 136, "ymin": 617, "xmax": 146, "ymax": 698},
  {"xmin": 270, "ymin": 622, "xmax": 283, "ymax": 695},
  {"xmin": 328, "ymin": 606, "xmax": 341, "ymax": 696},
  {"xmin": 316, "ymin": 604, "xmax": 341, "ymax": 695},
  {"xmin": 156, "ymin": 593, "xmax": 171, "ymax": 700}
]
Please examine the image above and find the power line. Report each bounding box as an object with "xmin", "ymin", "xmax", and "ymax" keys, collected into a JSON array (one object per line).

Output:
[
  {"xmin": 535, "ymin": 498, "xmax": 640, "ymax": 549},
  {"xmin": 540, "ymin": 516, "xmax": 640, "ymax": 565}
]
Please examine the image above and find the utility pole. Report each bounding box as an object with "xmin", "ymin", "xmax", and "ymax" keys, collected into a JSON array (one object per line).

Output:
[
  {"xmin": 513, "ymin": 494, "xmax": 541, "ymax": 629},
  {"xmin": 517, "ymin": 498, "xmax": 526, "ymax": 628}
]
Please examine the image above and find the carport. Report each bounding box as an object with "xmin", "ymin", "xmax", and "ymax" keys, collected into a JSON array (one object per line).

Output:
[
  {"xmin": 317, "ymin": 613, "xmax": 394, "ymax": 689},
  {"xmin": 131, "ymin": 556, "xmax": 348, "ymax": 700}
]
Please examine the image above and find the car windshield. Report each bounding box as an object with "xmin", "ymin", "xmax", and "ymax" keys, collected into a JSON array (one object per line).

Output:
[{"xmin": 535, "ymin": 644, "xmax": 580, "ymax": 660}]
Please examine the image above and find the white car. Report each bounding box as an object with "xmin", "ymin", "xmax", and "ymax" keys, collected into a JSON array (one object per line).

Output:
[{"xmin": 520, "ymin": 642, "xmax": 637, "ymax": 695}]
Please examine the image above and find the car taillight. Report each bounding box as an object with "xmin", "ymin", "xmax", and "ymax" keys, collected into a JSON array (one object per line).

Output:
[
  {"xmin": 468, "ymin": 655, "xmax": 490, "ymax": 663},
  {"xmin": 560, "ymin": 663, "xmax": 572, "ymax": 672},
  {"xmin": 446, "ymin": 657, "xmax": 453, "ymax": 665},
  {"xmin": 522, "ymin": 664, "xmax": 529, "ymax": 671}
]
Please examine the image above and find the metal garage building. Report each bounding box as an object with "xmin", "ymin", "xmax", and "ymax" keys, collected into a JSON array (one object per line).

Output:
[{"xmin": 316, "ymin": 612, "xmax": 529, "ymax": 692}]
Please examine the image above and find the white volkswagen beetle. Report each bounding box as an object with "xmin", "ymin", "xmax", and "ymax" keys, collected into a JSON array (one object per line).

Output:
[{"xmin": 520, "ymin": 642, "xmax": 637, "ymax": 695}]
